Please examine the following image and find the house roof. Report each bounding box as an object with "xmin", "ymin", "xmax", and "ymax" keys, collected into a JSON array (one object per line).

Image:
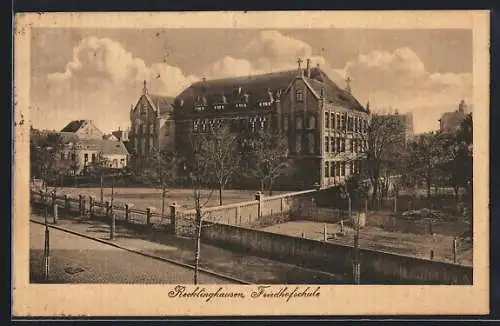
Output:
[
  {"xmin": 75, "ymin": 138, "xmax": 130, "ymax": 155},
  {"xmin": 146, "ymin": 94, "xmax": 175, "ymax": 116},
  {"xmin": 174, "ymin": 67, "xmax": 367, "ymax": 113},
  {"xmin": 60, "ymin": 120, "xmax": 87, "ymax": 132}
]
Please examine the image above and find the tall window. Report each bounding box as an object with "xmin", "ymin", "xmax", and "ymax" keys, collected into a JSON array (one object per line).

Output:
[
  {"xmin": 295, "ymin": 90, "xmax": 304, "ymax": 102},
  {"xmin": 325, "ymin": 136, "xmax": 329, "ymax": 153},
  {"xmin": 283, "ymin": 116, "xmax": 289, "ymax": 131},
  {"xmin": 336, "ymin": 138, "xmax": 341, "ymax": 153},
  {"xmin": 331, "ymin": 137, "xmax": 335, "ymax": 153},
  {"xmin": 91, "ymin": 153, "xmax": 96, "ymax": 162},
  {"xmin": 341, "ymin": 162, "xmax": 346, "ymax": 176},
  {"xmin": 141, "ymin": 139, "xmax": 146, "ymax": 153},
  {"xmin": 341, "ymin": 138, "xmax": 346, "ymax": 152},
  {"xmin": 309, "ymin": 116, "xmax": 316, "ymax": 129},
  {"xmin": 295, "ymin": 134, "xmax": 302, "ymax": 153},
  {"xmin": 149, "ymin": 138, "xmax": 154, "ymax": 151},
  {"xmin": 336, "ymin": 161, "xmax": 341, "ymax": 177},
  {"xmin": 331, "ymin": 113, "xmax": 336, "ymax": 130},
  {"xmin": 330, "ymin": 161, "xmax": 335, "ymax": 178},
  {"xmin": 325, "ymin": 161, "xmax": 330, "ymax": 177},
  {"xmin": 325, "ymin": 112, "xmax": 330, "ymax": 129},
  {"xmin": 296, "ymin": 117, "xmax": 303, "ymax": 130},
  {"xmin": 308, "ymin": 134, "xmax": 315, "ymax": 154}
]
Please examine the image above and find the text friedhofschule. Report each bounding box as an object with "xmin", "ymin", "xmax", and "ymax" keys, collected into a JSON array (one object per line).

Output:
[{"xmin": 168, "ymin": 285, "xmax": 321, "ymax": 302}]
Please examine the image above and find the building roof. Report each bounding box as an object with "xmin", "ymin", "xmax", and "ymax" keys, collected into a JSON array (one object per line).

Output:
[
  {"xmin": 146, "ymin": 94, "xmax": 175, "ymax": 116},
  {"xmin": 60, "ymin": 120, "xmax": 87, "ymax": 132},
  {"xmin": 175, "ymin": 67, "xmax": 367, "ymax": 113},
  {"xmin": 75, "ymin": 138, "xmax": 130, "ymax": 155}
]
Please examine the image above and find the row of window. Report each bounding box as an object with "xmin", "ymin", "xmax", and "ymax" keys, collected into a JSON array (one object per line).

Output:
[
  {"xmin": 295, "ymin": 133, "xmax": 315, "ymax": 155},
  {"xmin": 135, "ymin": 122, "xmax": 156, "ymax": 135},
  {"xmin": 192, "ymin": 117, "xmax": 269, "ymax": 133},
  {"xmin": 324, "ymin": 112, "xmax": 368, "ymax": 133},
  {"xmin": 135, "ymin": 138, "xmax": 155, "ymax": 154},
  {"xmin": 283, "ymin": 115, "xmax": 316, "ymax": 131},
  {"xmin": 324, "ymin": 160, "xmax": 362, "ymax": 178},
  {"xmin": 193, "ymin": 101, "xmax": 274, "ymax": 112},
  {"xmin": 324, "ymin": 137, "xmax": 367, "ymax": 154}
]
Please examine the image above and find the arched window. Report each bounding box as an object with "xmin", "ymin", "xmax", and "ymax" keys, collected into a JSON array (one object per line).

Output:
[
  {"xmin": 309, "ymin": 115, "xmax": 316, "ymax": 129},
  {"xmin": 295, "ymin": 134, "xmax": 302, "ymax": 153},
  {"xmin": 296, "ymin": 117, "xmax": 303, "ymax": 130},
  {"xmin": 308, "ymin": 133, "xmax": 315, "ymax": 154}
]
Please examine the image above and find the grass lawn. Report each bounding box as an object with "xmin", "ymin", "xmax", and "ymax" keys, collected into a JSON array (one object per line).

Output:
[
  {"xmin": 262, "ymin": 220, "xmax": 472, "ymax": 266},
  {"xmin": 56, "ymin": 187, "xmax": 290, "ymax": 211}
]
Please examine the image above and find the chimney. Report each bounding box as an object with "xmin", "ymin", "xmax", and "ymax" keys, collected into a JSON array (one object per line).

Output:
[
  {"xmin": 306, "ymin": 58, "xmax": 311, "ymax": 78},
  {"xmin": 297, "ymin": 58, "xmax": 304, "ymax": 76},
  {"xmin": 142, "ymin": 80, "xmax": 148, "ymax": 94},
  {"xmin": 345, "ymin": 76, "xmax": 352, "ymax": 94}
]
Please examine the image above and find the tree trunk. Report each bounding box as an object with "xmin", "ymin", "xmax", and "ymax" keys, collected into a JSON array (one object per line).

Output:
[
  {"xmin": 219, "ymin": 185, "xmax": 223, "ymax": 206},
  {"xmin": 260, "ymin": 178, "xmax": 265, "ymax": 193},
  {"xmin": 268, "ymin": 179, "xmax": 274, "ymax": 196},
  {"xmin": 193, "ymin": 208, "xmax": 202, "ymax": 285},
  {"xmin": 100, "ymin": 174, "xmax": 104, "ymax": 204}
]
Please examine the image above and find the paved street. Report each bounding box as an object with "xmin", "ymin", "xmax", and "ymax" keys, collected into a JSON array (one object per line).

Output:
[
  {"xmin": 30, "ymin": 222, "xmax": 233, "ymax": 284},
  {"xmin": 30, "ymin": 214, "xmax": 347, "ymax": 284}
]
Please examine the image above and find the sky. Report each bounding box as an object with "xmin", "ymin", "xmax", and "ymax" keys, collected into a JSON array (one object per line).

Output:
[{"xmin": 29, "ymin": 27, "xmax": 473, "ymax": 134}]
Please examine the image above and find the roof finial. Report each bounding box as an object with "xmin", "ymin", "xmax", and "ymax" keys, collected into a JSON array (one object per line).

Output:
[
  {"xmin": 297, "ymin": 58, "xmax": 303, "ymax": 76},
  {"xmin": 345, "ymin": 76, "xmax": 352, "ymax": 94},
  {"xmin": 142, "ymin": 80, "xmax": 148, "ymax": 94},
  {"xmin": 366, "ymin": 100, "xmax": 370, "ymax": 112}
]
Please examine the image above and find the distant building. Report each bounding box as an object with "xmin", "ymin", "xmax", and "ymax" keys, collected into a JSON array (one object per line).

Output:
[
  {"xmin": 128, "ymin": 81, "xmax": 176, "ymax": 171},
  {"xmin": 378, "ymin": 110, "xmax": 415, "ymax": 146},
  {"xmin": 34, "ymin": 130, "xmax": 130, "ymax": 175},
  {"xmin": 60, "ymin": 120, "xmax": 104, "ymax": 139},
  {"xmin": 439, "ymin": 100, "xmax": 468, "ymax": 133},
  {"xmin": 173, "ymin": 59, "xmax": 370, "ymax": 188}
]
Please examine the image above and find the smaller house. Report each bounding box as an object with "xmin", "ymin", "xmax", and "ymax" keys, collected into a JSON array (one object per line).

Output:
[
  {"xmin": 60, "ymin": 136, "xmax": 130, "ymax": 175},
  {"xmin": 61, "ymin": 120, "xmax": 104, "ymax": 139}
]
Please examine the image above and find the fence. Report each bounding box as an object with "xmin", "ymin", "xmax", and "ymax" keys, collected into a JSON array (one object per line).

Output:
[
  {"xmin": 200, "ymin": 221, "xmax": 473, "ymax": 284},
  {"xmin": 171, "ymin": 189, "xmax": 317, "ymax": 237},
  {"xmin": 30, "ymin": 190, "xmax": 173, "ymax": 232}
]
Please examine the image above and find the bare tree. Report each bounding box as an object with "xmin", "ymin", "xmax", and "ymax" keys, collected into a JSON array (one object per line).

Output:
[
  {"xmin": 183, "ymin": 131, "xmax": 216, "ymax": 284},
  {"xmin": 30, "ymin": 131, "xmax": 74, "ymax": 196},
  {"xmin": 244, "ymin": 129, "xmax": 292, "ymax": 196},
  {"xmin": 359, "ymin": 114, "xmax": 407, "ymax": 202},
  {"xmin": 198, "ymin": 125, "xmax": 241, "ymax": 206},
  {"xmin": 142, "ymin": 150, "xmax": 180, "ymax": 218}
]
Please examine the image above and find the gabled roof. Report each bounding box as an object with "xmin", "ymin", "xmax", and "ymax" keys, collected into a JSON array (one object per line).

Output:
[
  {"xmin": 174, "ymin": 67, "xmax": 367, "ymax": 113},
  {"xmin": 145, "ymin": 94, "xmax": 175, "ymax": 116},
  {"xmin": 61, "ymin": 120, "xmax": 87, "ymax": 132},
  {"xmin": 76, "ymin": 138, "xmax": 130, "ymax": 156}
]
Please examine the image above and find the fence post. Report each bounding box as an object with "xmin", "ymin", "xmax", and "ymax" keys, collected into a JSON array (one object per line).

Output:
[
  {"xmin": 125, "ymin": 204, "xmax": 129, "ymax": 223},
  {"xmin": 106, "ymin": 201, "xmax": 110, "ymax": 218},
  {"xmin": 340, "ymin": 219, "xmax": 344, "ymax": 234},
  {"xmin": 255, "ymin": 191, "xmax": 263, "ymax": 220},
  {"xmin": 235, "ymin": 205, "xmax": 241, "ymax": 225},
  {"xmin": 64, "ymin": 195, "xmax": 70, "ymax": 212},
  {"xmin": 88, "ymin": 196, "xmax": 94, "ymax": 219},
  {"xmin": 169, "ymin": 203, "xmax": 177, "ymax": 235},
  {"xmin": 110, "ymin": 210, "xmax": 116, "ymax": 240},
  {"xmin": 78, "ymin": 195, "xmax": 83, "ymax": 216},
  {"xmin": 323, "ymin": 223, "xmax": 327, "ymax": 241},
  {"xmin": 393, "ymin": 197, "xmax": 398, "ymax": 214},
  {"xmin": 146, "ymin": 208, "xmax": 151, "ymax": 225},
  {"xmin": 53, "ymin": 203, "xmax": 58, "ymax": 224}
]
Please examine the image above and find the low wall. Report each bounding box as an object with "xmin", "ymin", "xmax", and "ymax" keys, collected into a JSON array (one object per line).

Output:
[{"xmin": 201, "ymin": 222, "xmax": 472, "ymax": 284}]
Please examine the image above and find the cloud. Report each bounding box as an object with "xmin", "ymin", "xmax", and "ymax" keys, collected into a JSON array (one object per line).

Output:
[
  {"xmin": 203, "ymin": 30, "xmax": 343, "ymax": 85},
  {"xmin": 343, "ymin": 47, "xmax": 472, "ymax": 132},
  {"xmin": 31, "ymin": 36, "xmax": 198, "ymax": 132}
]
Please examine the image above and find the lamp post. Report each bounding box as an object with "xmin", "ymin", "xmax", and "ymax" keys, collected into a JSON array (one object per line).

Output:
[{"xmin": 43, "ymin": 206, "xmax": 50, "ymax": 282}]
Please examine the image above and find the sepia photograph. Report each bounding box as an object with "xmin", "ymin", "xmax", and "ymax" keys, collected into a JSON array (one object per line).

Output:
[{"xmin": 13, "ymin": 11, "xmax": 490, "ymax": 316}]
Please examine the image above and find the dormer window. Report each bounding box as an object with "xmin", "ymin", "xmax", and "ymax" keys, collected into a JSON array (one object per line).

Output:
[
  {"xmin": 235, "ymin": 103, "xmax": 247, "ymax": 109},
  {"xmin": 214, "ymin": 104, "xmax": 225, "ymax": 110},
  {"xmin": 258, "ymin": 101, "xmax": 272, "ymax": 108},
  {"xmin": 295, "ymin": 90, "xmax": 304, "ymax": 102},
  {"xmin": 194, "ymin": 105, "xmax": 206, "ymax": 112}
]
